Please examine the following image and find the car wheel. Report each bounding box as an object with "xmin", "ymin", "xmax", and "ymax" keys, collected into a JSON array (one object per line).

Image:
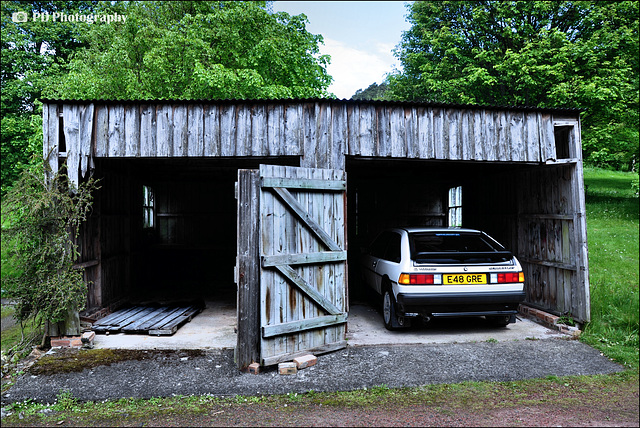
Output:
[
  {"xmin": 382, "ymin": 288, "xmax": 406, "ymax": 330},
  {"xmin": 487, "ymin": 315, "xmax": 511, "ymax": 327}
]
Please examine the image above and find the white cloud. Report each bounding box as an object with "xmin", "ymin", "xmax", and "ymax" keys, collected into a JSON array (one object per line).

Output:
[{"xmin": 320, "ymin": 38, "xmax": 399, "ymax": 99}]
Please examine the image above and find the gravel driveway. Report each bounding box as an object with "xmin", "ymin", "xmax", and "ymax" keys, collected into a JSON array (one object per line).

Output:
[{"xmin": 1, "ymin": 338, "xmax": 625, "ymax": 406}]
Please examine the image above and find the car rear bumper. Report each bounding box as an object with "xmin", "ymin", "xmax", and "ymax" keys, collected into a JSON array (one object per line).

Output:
[{"xmin": 396, "ymin": 291, "xmax": 526, "ymax": 316}]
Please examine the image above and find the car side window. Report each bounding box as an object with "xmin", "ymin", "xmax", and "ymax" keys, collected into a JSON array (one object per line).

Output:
[
  {"xmin": 369, "ymin": 232, "xmax": 391, "ymax": 258},
  {"xmin": 384, "ymin": 233, "xmax": 401, "ymax": 263}
]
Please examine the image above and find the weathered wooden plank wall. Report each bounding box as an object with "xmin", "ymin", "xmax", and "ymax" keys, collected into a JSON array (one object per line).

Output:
[
  {"xmin": 41, "ymin": 99, "xmax": 589, "ymax": 323},
  {"xmin": 42, "ymin": 101, "xmax": 565, "ymax": 187},
  {"xmin": 515, "ymin": 163, "xmax": 588, "ymax": 321}
]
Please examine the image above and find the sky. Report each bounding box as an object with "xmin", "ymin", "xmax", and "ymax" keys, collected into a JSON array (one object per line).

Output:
[{"xmin": 272, "ymin": 1, "xmax": 413, "ymax": 99}]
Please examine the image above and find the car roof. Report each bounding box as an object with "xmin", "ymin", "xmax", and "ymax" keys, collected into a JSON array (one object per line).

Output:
[{"xmin": 392, "ymin": 227, "xmax": 483, "ymax": 234}]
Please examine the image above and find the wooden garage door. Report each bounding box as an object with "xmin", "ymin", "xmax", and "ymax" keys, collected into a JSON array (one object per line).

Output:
[{"xmin": 256, "ymin": 165, "xmax": 347, "ymax": 366}]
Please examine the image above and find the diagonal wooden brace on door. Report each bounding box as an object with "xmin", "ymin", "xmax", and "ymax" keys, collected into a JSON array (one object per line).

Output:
[
  {"xmin": 262, "ymin": 264, "xmax": 346, "ymax": 338},
  {"xmin": 269, "ymin": 187, "xmax": 342, "ymax": 252},
  {"xmin": 272, "ymin": 264, "xmax": 342, "ymax": 315}
]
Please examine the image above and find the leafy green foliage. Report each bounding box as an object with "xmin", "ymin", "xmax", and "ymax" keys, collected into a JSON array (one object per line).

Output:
[
  {"xmin": 1, "ymin": 1, "xmax": 101, "ymax": 194},
  {"xmin": 351, "ymin": 82, "xmax": 390, "ymax": 101},
  {"xmin": 43, "ymin": 1, "xmax": 333, "ymax": 99},
  {"xmin": 1, "ymin": 158, "xmax": 98, "ymax": 326},
  {"xmin": 389, "ymin": 1, "xmax": 639, "ymax": 170}
]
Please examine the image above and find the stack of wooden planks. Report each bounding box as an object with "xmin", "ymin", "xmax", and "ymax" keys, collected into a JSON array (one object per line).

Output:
[{"xmin": 92, "ymin": 303, "xmax": 203, "ymax": 336}]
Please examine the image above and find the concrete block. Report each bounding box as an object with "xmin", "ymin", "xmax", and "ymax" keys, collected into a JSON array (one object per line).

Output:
[
  {"xmin": 293, "ymin": 354, "xmax": 317, "ymax": 369},
  {"xmin": 81, "ymin": 331, "xmax": 95, "ymax": 344},
  {"xmin": 278, "ymin": 362, "xmax": 297, "ymax": 375},
  {"xmin": 248, "ymin": 362, "xmax": 261, "ymax": 375}
]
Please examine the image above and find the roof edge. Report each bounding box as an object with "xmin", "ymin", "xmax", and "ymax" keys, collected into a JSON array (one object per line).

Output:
[{"xmin": 38, "ymin": 97, "xmax": 584, "ymax": 113}]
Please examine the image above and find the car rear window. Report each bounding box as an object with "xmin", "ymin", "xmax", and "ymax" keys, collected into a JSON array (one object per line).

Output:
[{"xmin": 409, "ymin": 232, "xmax": 512, "ymax": 264}]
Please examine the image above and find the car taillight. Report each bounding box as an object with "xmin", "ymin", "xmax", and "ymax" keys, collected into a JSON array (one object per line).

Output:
[
  {"xmin": 490, "ymin": 272, "xmax": 525, "ymax": 283},
  {"xmin": 399, "ymin": 273, "xmax": 443, "ymax": 285}
]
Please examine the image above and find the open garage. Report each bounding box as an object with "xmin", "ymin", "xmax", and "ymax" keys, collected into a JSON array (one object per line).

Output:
[{"xmin": 42, "ymin": 98, "xmax": 589, "ymax": 369}]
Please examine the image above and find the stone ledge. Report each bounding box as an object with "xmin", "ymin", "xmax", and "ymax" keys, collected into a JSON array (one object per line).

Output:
[{"xmin": 518, "ymin": 304, "xmax": 581, "ymax": 337}]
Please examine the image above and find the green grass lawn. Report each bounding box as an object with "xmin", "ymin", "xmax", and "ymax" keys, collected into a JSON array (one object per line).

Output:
[{"xmin": 581, "ymin": 167, "xmax": 639, "ymax": 369}]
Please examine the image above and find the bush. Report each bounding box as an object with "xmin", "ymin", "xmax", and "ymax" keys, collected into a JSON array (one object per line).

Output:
[{"xmin": 1, "ymin": 157, "xmax": 98, "ymax": 333}]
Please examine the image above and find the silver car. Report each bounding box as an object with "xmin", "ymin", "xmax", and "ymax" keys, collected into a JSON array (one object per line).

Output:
[{"xmin": 360, "ymin": 227, "xmax": 526, "ymax": 330}]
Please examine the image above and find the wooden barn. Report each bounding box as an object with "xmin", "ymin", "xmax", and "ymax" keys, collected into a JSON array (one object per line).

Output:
[{"xmin": 41, "ymin": 98, "xmax": 590, "ymax": 369}]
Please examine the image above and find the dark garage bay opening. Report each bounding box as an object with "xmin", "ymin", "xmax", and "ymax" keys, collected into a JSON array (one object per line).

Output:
[
  {"xmin": 84, "ymin": 157, "xmax": 299, "ymax": 315},
  {"xmin": 345, "ymin": 157, "xmax": 543, "ymax": 307}
]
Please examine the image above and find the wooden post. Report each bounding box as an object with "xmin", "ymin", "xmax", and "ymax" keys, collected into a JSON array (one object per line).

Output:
[{"xmin": 235, "ymin": 169, "xmax": 261, "ymax": 370}]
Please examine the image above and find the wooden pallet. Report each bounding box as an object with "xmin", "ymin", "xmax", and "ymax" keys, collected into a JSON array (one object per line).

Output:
[{"xmin": 92, "ymin": 303, "xmax": 203, "ymax": 336}]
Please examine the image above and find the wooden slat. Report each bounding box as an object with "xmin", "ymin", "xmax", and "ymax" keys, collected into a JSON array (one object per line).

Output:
[
  {"xmin": 62, "ymin": 104, "xmax": 80, "ymax": 187},
  {"xmin": 522, "ymin": 258, "xmax": 577, "ymax": 271},
  {"xmin": 203, "ymin": 104, "xmax": 220, "ymax": 156},
  {"xmin": 92, "ymin": 306, "xmax": 142, "ymax": 326},
  {"xmin": 149, "ymin": 307, "xmax": 201, "ymax": 335},
  {"xmin": 261, "ymin": 177, "xmax": 346, "ymax": 191},
  {"xmin": 267, "ymin": 104, "xmax": 283, "ymax": 156},
  {"xmin": 236, "ymin": 169, "xmax": 261, "ymax": 369},
  {"xmin": 540, "ymin": 113, "xmax": 556, "ymax": 161},
  {"xmin": 148, "ymin": 317, "xmax": 187, "ymax": 335},
  {"xmin": 262, "ymin": 313, "xmax": 347, "ymax": 338},
  {"xmin": 79, "ymin": 103, "xmax": 94, "ymax": 177},
  {"xmin": 284, "ymin": 103, "xmax": 302, "ymax": 156},
  {"xmin": 150, "ymin": 306, "xmax": 199, "ymax": 329},
  {"xmin": 156, "ymin": 104, "xmax": 173, "ymax": 156},
  {"xmin": 121, "ymin": 306, "xmax": 179, "ymax": 332},
  {"xmin": 270, "ymin": 187, "xmax": 342, "ymax": 252},
  {"xmin": 220, "ymin": 104, "xmax": 235, "ymax": 156},
  {"xmin": 140, "ymin": 104, "xmax": 156, "ymax": 157},
  {"xmin": 107, "ymin": 105, "xmax": 124, "ymax": 157},
  {"xmin": 94, "ymin": 105, "xmax": 108, "ymax": 157},
  {"xmin": 124, "ymin": 105, "xmax": 140, "ymax": 157},
  {"xmin": 96, "ymin": 307, "xmax": 152, "ymax": 327},
  {"xmin": 187, "ymin": 104, "xmax": 204, "ymax": 156},
  {"xmin": 115, "ymin": 307, "xmax": 158, "ymax": 328},
  {"xmin": 272, "ymin": 265, "xmax": 341, "ymax": 315},
  {"xmin": 262, "ymin": 251, "xmax": 347, "ymax": 267},
  {"xmin": 172, "ymin": 105, "xmax": 188, "ymax": 156},
  {"xmin": 236, "ymin": 105, "xmax": 250, "ymax": 156},
  {"xmin": 331, "ymin": 104, "xmax": 347, "ymax": 170}
]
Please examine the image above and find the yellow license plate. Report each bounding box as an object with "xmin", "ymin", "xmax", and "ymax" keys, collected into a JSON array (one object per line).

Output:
[{"xmin": 444, "ymin": 274, "xmax": 487, "ymax": 285}]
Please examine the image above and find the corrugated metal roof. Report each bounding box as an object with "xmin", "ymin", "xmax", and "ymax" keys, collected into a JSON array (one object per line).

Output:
[{"xmin": 39, "ymin": 97, "xmax": 584, "ymax": 114}]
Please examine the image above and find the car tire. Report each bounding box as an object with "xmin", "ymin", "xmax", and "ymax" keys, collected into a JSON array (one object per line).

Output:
[
  {"xmin": 486, "ymin": 315, "xmax": 511, "ymax": 327},
  {"xmin": 382, "ymin": 288, "xmax": 408, "ymax": 330}
]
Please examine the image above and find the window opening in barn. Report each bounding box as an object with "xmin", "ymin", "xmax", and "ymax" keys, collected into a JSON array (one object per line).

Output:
[
  {"xmin": 58, "ymin": 114, "xmax": 67, "ymax": 153},
  {"xmin": 448, "ymin": 186, "xmax": 462, "ymax": 227},
  {"xmin": 554, "ymin": 126, "xmax": 572, "ymax": 159},
  {"xmin": 143, "ymin": 185, "xmax": 155, "ymax": 229}
]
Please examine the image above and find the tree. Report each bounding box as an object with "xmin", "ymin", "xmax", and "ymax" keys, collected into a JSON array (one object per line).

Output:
[
  {"xmin": 1, "ymin": 1, "xmax": 101, "ymax": 194},
  {"xmin": 1, "ymin": 1, "xmax": 333, "ymax": 193},
  {"xmin": 43, "ymin": 1, "xmax": 333, "ymax": 99},
  {"xmin": 351, "ymin": 82, "xmax": 390, "ymax": 100},
  {"xmin": 388, "ymin": 1, "xmax": 639, "ymax": 170},
  {"xmin": 1, "ymin": 157, "xmax": 99, "ymax": 341}
]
